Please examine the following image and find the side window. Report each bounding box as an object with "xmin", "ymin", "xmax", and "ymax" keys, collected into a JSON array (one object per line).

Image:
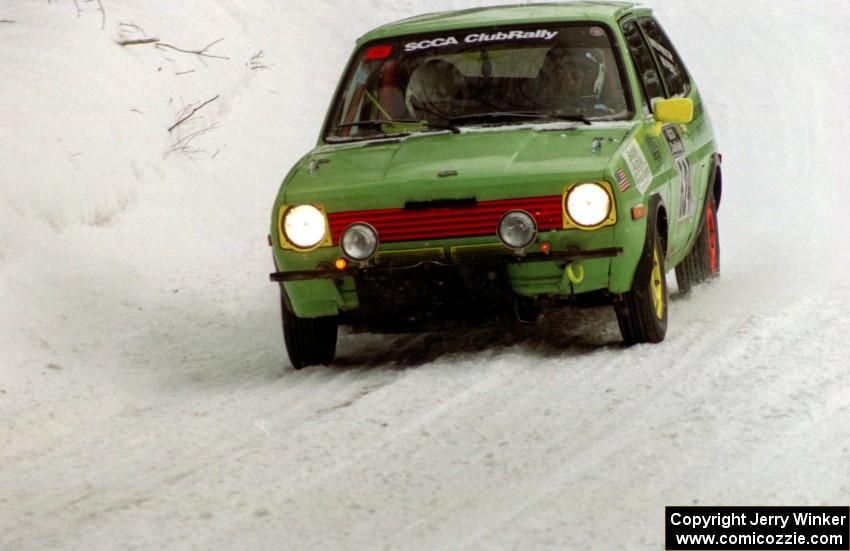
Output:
[
  {"xmin": 638, "ymin": 17, "xmax": 691, "ymax": 98},
  {"xmin": 620, "ymin": 19, "xmax": 665, "ymax": 113}
]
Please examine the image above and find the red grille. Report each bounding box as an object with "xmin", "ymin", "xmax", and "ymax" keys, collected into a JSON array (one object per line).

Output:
[{"xmin": 328, "ymin": 196, "xmax": 563, "ymax": 244}]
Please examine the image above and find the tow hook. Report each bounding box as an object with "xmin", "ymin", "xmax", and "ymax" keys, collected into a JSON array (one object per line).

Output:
[{"xmin": 567, "ymin": 262, "xmax": 585, "ymax": 285}]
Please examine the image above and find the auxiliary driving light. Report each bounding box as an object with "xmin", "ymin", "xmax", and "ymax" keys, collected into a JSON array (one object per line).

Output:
[
  {"xmin": 341, "ymin": 223, "xmax": 379, "ymax": 262},
  {"xmin": 498, "ymin": 210, "xmax": 537, "ymax": 250},
  {"xmin": 565, "ymin": 183, "xmax": 612, "ymax": 228}
]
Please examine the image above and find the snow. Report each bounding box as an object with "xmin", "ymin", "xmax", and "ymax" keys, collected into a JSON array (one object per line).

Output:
[{"xmin": 1, "ymin": 0, "xmax": 849, "ymax": 549}]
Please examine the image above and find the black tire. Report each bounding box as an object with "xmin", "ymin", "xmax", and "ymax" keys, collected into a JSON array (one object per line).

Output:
[
  {"xmin": 675, "ymin": 197, "xmax": 720, "ymax": 293},
  {"xmin": 614, "ymin": 223, "xmax": 669, "ymax": 345},
  {"xmin": 674, "ymin": 238, "xmax": 700, "ymax": 295},
  {"xmin": 280, "ymin": 291, "xmax": 338, "ymax": 370}
]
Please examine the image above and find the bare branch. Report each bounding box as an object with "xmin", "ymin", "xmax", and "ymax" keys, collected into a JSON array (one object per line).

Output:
[
  {"xmin": 95, "ymin": 0, "xmax": 105, "ymax": 30},
  {"xmin": 167, "ymin": 123, "xmax": 221, "ymax": 159},
  {"xmin": 116, "ymin": 37, "xmax": 159, "ymax": 46},
  {"xmin": 246, "ymin": 50, "xmax": 272, "ymax": 71},
  {"xmin": 67, "ymin": 0, "xmax": 103, "ymax": 28},
  {"xmin": 119, "ymin": 22, "xmax": 145, "ymax": 34},
  {"xmin": 173, "ymin": 123, "xmax": 220, "ymax": 148},
  {"xmin": 116, "ymin": 21, "xmax": 152, "ymax": 46},
  {"xmin": 175, "ymin": 70, "xmax": 196, "ymax": 76},
  {"xmin": 168, "ymin": 95, "xmax": 220, "ymax": 133},
  {"xmin": 0, "ymin": 19, "xmax": 15, "ymax": 24},
  {"xmin": 156, "ymin": 38, "xmax": 230, "ymax": 61}
]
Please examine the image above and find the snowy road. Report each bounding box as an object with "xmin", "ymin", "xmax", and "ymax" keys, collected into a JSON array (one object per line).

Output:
[
  {"xmin": 4, "ymin": 272, "xmax": 850, "ymax": 550},
  {"xmin": 2, "ymin": 0, "xmax": 850, "ymax": 549}
]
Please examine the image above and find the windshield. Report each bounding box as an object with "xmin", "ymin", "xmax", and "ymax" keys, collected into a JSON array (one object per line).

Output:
[{"xmin": 324, "ymin": 23, "xmax": 632, "ymax": 141}]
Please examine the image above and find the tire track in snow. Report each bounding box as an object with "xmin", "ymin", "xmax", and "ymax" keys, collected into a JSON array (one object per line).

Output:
[{"xmin": 457, "ymin": 287, "xmax": 850, "ymax": 549}]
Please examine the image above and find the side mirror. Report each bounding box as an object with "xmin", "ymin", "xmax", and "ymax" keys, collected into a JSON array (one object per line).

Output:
[{"xmin": 652, "ymin": 98, "xmax": 694, "ymax": 135}]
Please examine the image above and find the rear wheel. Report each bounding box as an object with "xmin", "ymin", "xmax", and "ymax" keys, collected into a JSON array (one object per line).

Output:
[
  {"xmin": 675, "ymin": 197, "xmax": 720, "ymax": 293},
  {"xmin": 280, "ymin": 291, "xmax": 338, "ymax": 370},
  {"xmin": 704, "ymin": 198, "xmax": 720, "ymax": 277},
  {"xmin": 615, "ymin": 224, "xmax": 668, "ymax": 345}
]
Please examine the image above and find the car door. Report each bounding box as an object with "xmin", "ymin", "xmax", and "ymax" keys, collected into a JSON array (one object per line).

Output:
[
  {"xmin": 636, "ymin": 16, "xmax": 710, "ymax": 258},
  {"xmin": 619, "ymin": 18, "xmax": 684, "ymax": 248}
]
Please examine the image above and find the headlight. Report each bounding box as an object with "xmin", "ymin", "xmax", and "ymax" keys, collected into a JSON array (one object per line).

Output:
[
  {"xmin": 341, "ymin": 223, "xmax": 379, "ymax": 261},
  {"xmin": 283, "ymin": 205, "xmax": 327, "ymax": 249},
  {"xmin": 565, "ymin": 183, "xmax": 612, "ymax": 227},
  {"xmin": 498, "ymin": 210, "xmax": 537, "ymax": 250}
]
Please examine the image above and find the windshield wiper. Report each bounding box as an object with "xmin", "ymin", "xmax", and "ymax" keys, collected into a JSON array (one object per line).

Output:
[
  {"xmin": 448, "ymin": 111, "xmax": 592, "ymax": 126},
  {"xmin": 334, "ymin": 119, "xmax": 460, "ymax": 134}
]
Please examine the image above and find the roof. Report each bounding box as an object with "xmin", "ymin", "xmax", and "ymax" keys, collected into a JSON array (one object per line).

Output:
[{"xmin": 358, "ymin": 2, "xmax": 648, "ymax": 44}]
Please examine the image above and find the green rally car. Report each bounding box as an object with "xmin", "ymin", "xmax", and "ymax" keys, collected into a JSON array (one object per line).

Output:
[{"xmin": 270, "ymin": 2, "xmax": 722, "ymax": 368}]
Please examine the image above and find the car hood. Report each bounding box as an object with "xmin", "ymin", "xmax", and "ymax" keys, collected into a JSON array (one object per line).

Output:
[{"xmin": 282, "ymin": 122, "xmax": 635, "ymax": 211}]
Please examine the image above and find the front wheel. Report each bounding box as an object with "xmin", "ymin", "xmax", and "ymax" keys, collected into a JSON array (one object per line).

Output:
[
  {"xmin": 280, "ymin": 291, "xmax": 338, "ymax": 370},
  {"xmin": 614, "ymin": 226, "xmax": 668, "ymax": 345}
]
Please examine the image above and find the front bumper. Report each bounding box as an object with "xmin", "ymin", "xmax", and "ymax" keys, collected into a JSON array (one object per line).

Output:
[
  {"xmin": 272, "ymin": 246, "xmax": 623, "ymax": 328},
  {"xmin": 269, "ymin": 246, "xmax": 622, "ymax": 282},
  {"xmin": 271, "ymin": 219, "xmax": 646, "ymax": 319}
]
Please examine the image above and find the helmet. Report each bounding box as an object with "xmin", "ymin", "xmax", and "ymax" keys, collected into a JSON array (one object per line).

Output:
[
  {"xmin": 538, "ymin": 47, "xmax": 606, "ymax": 104},
  {"xmin": 405, "ymin": 59, "xmax": 466, "ymax": 120}
]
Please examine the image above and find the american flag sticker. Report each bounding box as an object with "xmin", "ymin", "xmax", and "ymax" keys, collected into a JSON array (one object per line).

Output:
[{"xmin": 617, "ymin": 168, "xmax": 631, "ymax": 192}]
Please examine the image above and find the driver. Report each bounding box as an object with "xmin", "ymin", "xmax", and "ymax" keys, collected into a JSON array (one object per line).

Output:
[
  {"xmin": 536, "ymin": 47, "xmax": 605, "ymax": 112},
  {"xmin": 405, "ymin": 59, "xmax": 467, "ymax": 121}
]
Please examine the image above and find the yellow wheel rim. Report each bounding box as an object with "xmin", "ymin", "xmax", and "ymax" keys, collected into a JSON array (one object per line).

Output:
[{"xmin": 651, "ymin": 245, "xmax": 665, "ymax": 320}]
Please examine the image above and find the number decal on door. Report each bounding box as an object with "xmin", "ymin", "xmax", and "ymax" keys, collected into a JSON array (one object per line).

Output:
[
  {"xmin": 674, "ymin": 157, "xmax": 693, "ymax": 220},
  {"xmin": 662, "ymin": 126, "xmax": 693, "ymax": 221}
]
